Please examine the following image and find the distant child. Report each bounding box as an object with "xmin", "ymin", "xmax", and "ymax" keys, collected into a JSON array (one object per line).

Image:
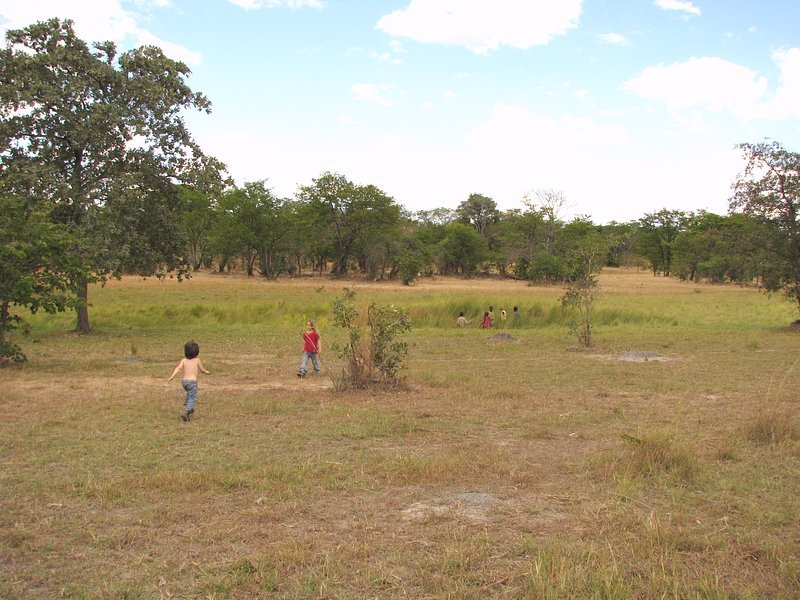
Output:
[
  {"xmin": 298, "ymin": 320, "xmax": 322, "ymax": 377},
  {"xmin": 480, "ymin": 311, "xmax": 492, "ymax": 328},
  {"xmin": 457, "ymin": 311, "xmax": 468, "ymax": 328},
  {"xmin": 488, "ymin": 305, "xmax": 495, "ymax": 326},
  {"xmin": 513, "ymin": 306, "xmax": 521, "ymax": 325},
  {"xmin": 500, "ymin": 308, "xmax": 507, "ymax": 323},
  {"xmin": 168, "ymin": 340, "xmax": 210, "ymax": 422}
]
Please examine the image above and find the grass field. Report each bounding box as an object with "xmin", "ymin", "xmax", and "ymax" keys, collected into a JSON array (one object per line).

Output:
[{"xmin": 1, "ymin": 268, "xmax": 799, "ymax": 599}]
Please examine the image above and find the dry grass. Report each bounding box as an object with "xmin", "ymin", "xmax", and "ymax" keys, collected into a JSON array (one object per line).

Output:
[{"xmin": 1, "ymin": 269, "xmax": 800, "ymax": 598}]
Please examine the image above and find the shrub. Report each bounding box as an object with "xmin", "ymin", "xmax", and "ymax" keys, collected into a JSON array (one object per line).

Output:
[
  {"xmin": 526, "ymin": 253, "xmax": 565, "ymax": 284},
  {"xmin": 331, "ymin": 289, "xmax": 411, "ymax": 389}
]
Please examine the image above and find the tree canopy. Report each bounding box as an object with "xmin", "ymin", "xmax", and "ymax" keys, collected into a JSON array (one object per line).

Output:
[
  {"xmin": 0, "ymin": 18, "xmax": 224, "ymax": 333},
  {"xmin": 730, "ymin": 140, "xmax": 800, "ymax": 313}
]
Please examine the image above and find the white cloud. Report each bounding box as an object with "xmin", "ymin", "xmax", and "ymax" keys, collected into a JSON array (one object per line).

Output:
[
  {"xmin": 598, "ymin": 33, "xmax": 629, "ymax": 45},
  {"xmin": 0, "ymin": 0, "xmax": 201, "ymax": 64},
  {"xmin": 135, "ymin": 30, "xmax": 202, "ymax": 64},
  {"xmin": 226, "ymin": 0, "xmax": 323, "ymax": 8},
  {"xmin": 352, "ymin": 83, "xmax": 399, "ymax": 106},
  {"xmin": 624, "ymin": 57, "xmax": 768, "ymax": 120},
  {"xmin": 457, "ymin": 103, "xmax": 737, "ymax": 222},
  {"xmin": 654, "ymin": 0, "xmax": 701, "ymax": 17},
  {"xmin": 376, "ymin": 0, "xmax": 583, "ymax": 55},
  {"xmin": 767, "ymin": 48, "xmax": 800, "ymax": 119}
]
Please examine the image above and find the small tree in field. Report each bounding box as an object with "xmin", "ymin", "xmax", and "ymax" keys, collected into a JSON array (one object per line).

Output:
[
  {"xmin": 561, "ymin": 277, "xmax": 599, "ymax": 348},
  {"xmin": 331, "ymin": 289, "xmax": 411, "ymax": 389},
  {"xmin": 560, "ymin": 229, "xmax": 607, "ymax": 348}
]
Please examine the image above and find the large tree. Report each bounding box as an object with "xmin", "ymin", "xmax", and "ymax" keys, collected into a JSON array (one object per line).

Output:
[
  {"xmin": 456, "ymin": 193, "xmax": 499, "ymax": 238},
  {"xmin": 436, "ymin": 222, "xmax": 488, "ymax": 276},
  {"xmin": 636, "ymin": 209, "xmax": 687, "ymax": 277},
  {"xmin": 0, "ymin": 19, "xmax": 220, "ymax": 332},
  {"xmin": 730, "ymin": 141, "xmax": 800, "ymax": 314},
  {"xmin": 298, "ymin": 172, "xmax": 401, "ymax": 277}
]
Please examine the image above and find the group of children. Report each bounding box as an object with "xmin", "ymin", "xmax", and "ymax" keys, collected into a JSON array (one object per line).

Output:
[
  {"xmin": 458, "ymin": 305, "xmax": 521, "ymax": 329},
  {"xmin": 167, "ymin": 320, "xmax": 322, "ymax": 422},
  {"xmin": 169, "ymin": 306, "xmax": 522, "ymax": 421}
]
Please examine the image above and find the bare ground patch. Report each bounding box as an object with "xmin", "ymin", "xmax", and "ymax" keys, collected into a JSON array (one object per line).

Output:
[{"xmin": 592, "ymin": 350, "xmax": 676, "ymax": 363}]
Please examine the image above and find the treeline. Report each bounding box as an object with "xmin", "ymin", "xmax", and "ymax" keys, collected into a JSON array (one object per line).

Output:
[
  {"xmin": 183, "ymin": 173, "xmax": 774, "ymax": 287},
  {"xmin": 3, "ymin": 18, "xmax": 798, "ymax": 363}
]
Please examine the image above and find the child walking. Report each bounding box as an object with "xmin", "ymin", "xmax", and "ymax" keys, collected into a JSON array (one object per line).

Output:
[
  {"xmin": 298, "ymin": 320, "xmax": 322, "ymax": 377},
  {"xmin": 168, "ymin": 340, "xmax": 210, "ymax": 421}
]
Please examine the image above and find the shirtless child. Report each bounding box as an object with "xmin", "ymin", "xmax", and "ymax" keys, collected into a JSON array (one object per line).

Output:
[{"xmin": 168, "ymin": 340, "xmax": 210, "ymax": 421}]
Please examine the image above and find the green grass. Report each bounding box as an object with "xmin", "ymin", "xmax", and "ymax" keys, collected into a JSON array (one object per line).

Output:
[{"xmin": 2, "ymin": 269, "xmax": 800, "ymax": 598}]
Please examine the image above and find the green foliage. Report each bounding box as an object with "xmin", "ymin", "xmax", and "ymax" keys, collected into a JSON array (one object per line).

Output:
[
  {"xmin": 395, "ymin": 251, "xmax": 423, "ymax": 285},
  {"xmin": 527, "ymin": 253, "xmax": 565, "ymax": 284},
  {"xmin": 209, "ymin": 181, "xmax": 287, "ymax": 277},
  {"xmin": 637, "ymin": 209, "xmax": 688, "ymax": 276},
  {"xmin": 0, "ymin": 18, "xmax": 219, "ymax": 332},
  {"xmin": 455, "ymin": 193, "xmax": 499, "ymax": 237},
  {"xmin": 730, "ymin": 140, "xmax": 800, "ymax": 313},
  {"xmin": 298, "ymin": 173, "xmax": 401, "ymax": 277},
  {"xmin": 561, "ymin": 276, "xmax": 599, "ymax": 347},
  {"xmin": 0, "ymin": 195, "xmax": 79, "ymax": 361},
  {"xmin": 437, "ymin": 222, "xmax": 488, "ymax": 276},
  {"xmin": 331, "ymin": 289, "xmax": 411, "ymax": 389}
]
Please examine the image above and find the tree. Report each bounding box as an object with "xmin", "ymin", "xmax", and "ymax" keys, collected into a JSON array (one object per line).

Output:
[
  {"xmin": 178, "ymin": 159, "xmax": 231, "ymax": 271},
  {"xmin": 601, "ymin": 221, "xmax": 638, "ymax": 268},
  {"xmin": 523, "ymin": 189, "xmax": 568, "ymax": 255},
  {"xmin": 413, "ymin": 207, "xmax": 456, "ymax": 226},
  {"xmin": 637, "ymin": 209, "xmax": 687, "ymax": 276},
  {"xmin": 208, "ymin": 182, "xmax": 290, "ymax": 278},
  {"xmin": 0, "ymin": 19, "xmax": 220, "ymax": 332},
  {"xmin": 730, "ymin": 141, "xmax": 800, "ymax": 314},
  {"xmin": 229, "ymin": 181, "xmax": 289, "ymax": 279},
  {"xmin": 436, "ymin": 222, "xmax": 488, "ymax": 276},
  {"xmin": 298, "ymin": 173, "xmax": 401, "ymax": 277},
  {"xmin": 496, "ymin": 208, "xmax": 546, "ymax": 278},
  {"xmin": 560, "ymin": 228, "xmax": 606, "ymax": 348},
  {"xmin": 456, "ymin": 193, "xmax": 499, "ymax": 237},
  {"xmin": 0, "ymin": 195, "xmax": 79, "ymax": 362},
  {"xmin": 179, "ymin": 186, "xmax": 217, "ymax": 271}
]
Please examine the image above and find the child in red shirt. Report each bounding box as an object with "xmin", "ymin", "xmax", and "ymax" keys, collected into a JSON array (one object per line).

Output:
[{"xmin": 298, "ymin": 320, "xmax": 322, "ymax": 377}]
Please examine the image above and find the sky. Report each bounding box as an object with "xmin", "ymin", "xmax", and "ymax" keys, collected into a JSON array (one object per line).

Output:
[{"xmin": 1, "ymin": 0, "xmax": 799, "ymax": 224}]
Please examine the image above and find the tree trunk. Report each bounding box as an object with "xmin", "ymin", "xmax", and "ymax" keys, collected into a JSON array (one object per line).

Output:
[
  {"xmin": 0, "ymin": 299, "xmax": 9, "ymax": 345},
  {"xmin": 75, "ymin": 279, "xmax": 90, "ymax": 334}
]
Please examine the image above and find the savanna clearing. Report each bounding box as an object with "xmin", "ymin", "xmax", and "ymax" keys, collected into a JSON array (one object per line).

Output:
[{"xmin": 1, "ymin": 269, "xmax": 799, "ymax": 599}]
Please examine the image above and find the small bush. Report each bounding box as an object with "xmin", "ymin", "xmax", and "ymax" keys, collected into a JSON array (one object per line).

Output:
[
  {"xmin": 331, "ymin": 289, "xmax": 411, "ymax": 389},
  {"xmin": 526, "ymin": 253, "xmax": 565, "ymax": 284}
]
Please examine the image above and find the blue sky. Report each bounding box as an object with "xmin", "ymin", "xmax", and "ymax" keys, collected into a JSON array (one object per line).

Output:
[{"xmin": 2, "ymin": 0, "xmax": 799, "ymax": 223}]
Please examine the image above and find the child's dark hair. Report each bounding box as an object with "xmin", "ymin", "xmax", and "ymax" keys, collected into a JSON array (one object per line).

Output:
[{"xmin": 184, "ymin": 340, "xmax": 200, "ymax": 359}]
